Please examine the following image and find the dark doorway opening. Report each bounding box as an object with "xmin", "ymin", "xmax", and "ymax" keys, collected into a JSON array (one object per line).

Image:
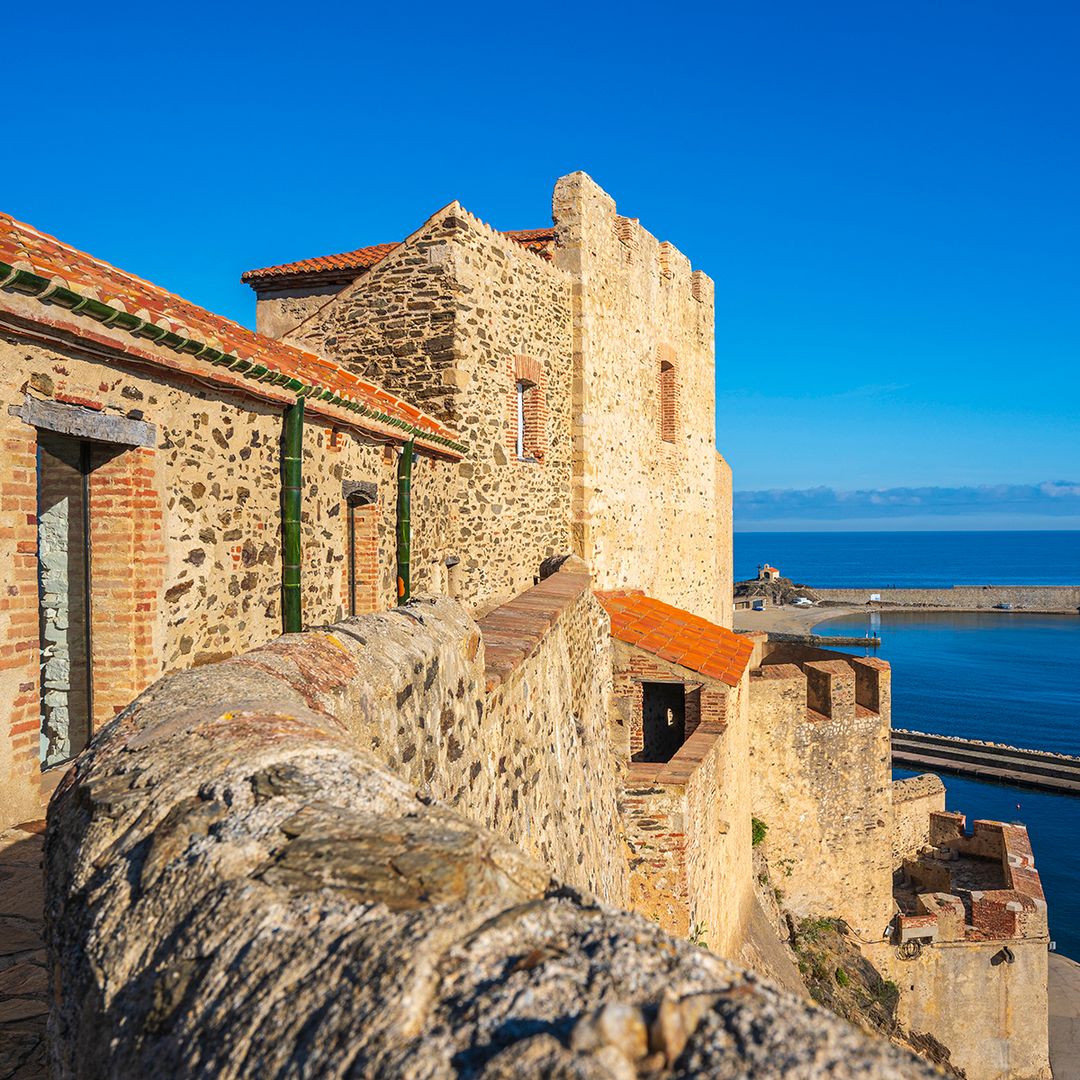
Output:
[
  {"xmin": 36, "ymin": 431, "xmax": 93, "ymax": 768},
  {"xmin": 637, "ymin": 682, "xmax": 686, "ymax": 763}
]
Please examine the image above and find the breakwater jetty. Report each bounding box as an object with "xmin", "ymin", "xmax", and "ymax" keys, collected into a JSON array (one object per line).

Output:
[
  {"xmin": 893, "ymin": 729, "xmax": 1080, "ymax": 795},
  {"xmin": 816, "ymin": 585, "xmax": 1080, "ymax": 612},
  {"xmin": 766, "ymin": 630, "xmax": 881, "ymax": 648}
]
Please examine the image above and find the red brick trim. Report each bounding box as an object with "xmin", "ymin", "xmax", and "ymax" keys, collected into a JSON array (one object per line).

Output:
[
  {"xmin": 658, "ymin": 344, "xmax": 679, "ymax": 444},
  {"xmin": 505, "ymin": 355, "xmax": 548, "ymax": 464},
  {"xmin": 346, "ymin": 503, "xmax": 381, "ymax": 616}
]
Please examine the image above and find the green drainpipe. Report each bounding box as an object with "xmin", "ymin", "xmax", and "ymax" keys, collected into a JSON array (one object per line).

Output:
[
  {"xmin": 396, "ymin": 439, "xmax": 415, "ymax": 605},
  {"xmin": 281, "ymin": 397, "xmax": 305, "ymax": 632}
]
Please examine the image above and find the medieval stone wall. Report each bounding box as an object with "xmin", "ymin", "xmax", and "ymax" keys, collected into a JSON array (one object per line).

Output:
[
  {"xmin": 481, "ymin": 573, "xmax": 628, "ymax": 902},
  {"xmin": 552, "ymin": 173, "xmax": 730, "ymax": 626},
  {"xmin": 0, "ymin": 331, "xmax": 456, "ymax": 827},
  {"xmin": 746, "ymin": 650, "xmax": 894, "ymax": 937},
  {"xmin": 714, "ymin": 452, "xmax": 734, "ymax": 627},
  {"xmin": 288, "ymin": 206, "xmax": 575, "ymax": 614},
  {"xmin": 614, "ymin": 642, "xmax": 753, "ymax": 958},
  {"xmin": 891, "ymin": 774, "xmax": 946, "ymax": 864},
  {"xmin": 43, "ymin": 610, "xmax": 933, "ymax": 1079},
  {"xmin": 322, "ymin": 570, "xmax": 628, "ymax": 905},
  {"xmin": 869, "ymin": 938, "xmax": 1050, "ymax": 1080}
]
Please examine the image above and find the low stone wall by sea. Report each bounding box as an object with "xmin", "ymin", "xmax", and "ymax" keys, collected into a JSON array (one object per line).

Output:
[{"xmin": 815, "ymin": 585, "xmax": 1080, "ymax": 610}]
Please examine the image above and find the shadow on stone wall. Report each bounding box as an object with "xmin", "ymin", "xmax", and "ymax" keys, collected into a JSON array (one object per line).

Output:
[{"xmin": 0, "ymin": 822, "xmax": 47, "ymax": 1080}]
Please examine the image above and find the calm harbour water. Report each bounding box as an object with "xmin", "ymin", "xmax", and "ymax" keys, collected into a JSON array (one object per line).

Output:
[{"xmin": 734, "ymin": 531, "xmax": 1080, "ymax": 959}]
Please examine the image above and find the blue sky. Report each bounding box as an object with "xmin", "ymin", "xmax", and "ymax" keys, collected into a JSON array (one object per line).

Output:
[{"xmin": 4, "ymin": 2, "xmax": 1077, "ymax": 528}]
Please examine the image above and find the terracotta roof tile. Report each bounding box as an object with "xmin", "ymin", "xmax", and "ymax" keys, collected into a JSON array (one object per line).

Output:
[
  {"xmin": 0, "ymin": 212, "xmax": 463, "ymax": 454},
  {"xmin": 596, "ymin": 591, "xmax": 754, "ymax": 688},
  {"xmin": 240, "ymin": 242, "xmax": 402, "ymax": 283},
  {"xmin": 242, "ymin": 227, "xmax": 557, "ymax": 283}
]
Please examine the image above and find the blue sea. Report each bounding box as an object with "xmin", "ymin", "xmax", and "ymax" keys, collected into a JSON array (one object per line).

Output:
[
  {"xmin": 734, "ymin": 531, "xmax": 1080, "ymax": 959},
  {"xmin": 735, "ymin": 529, "xmax": 1080, "ymax": 588}
]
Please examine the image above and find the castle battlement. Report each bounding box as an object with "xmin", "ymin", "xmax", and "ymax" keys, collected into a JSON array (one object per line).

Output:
[{"xmin": 896, "ymin": 812, "xmax": 1048, "ymax": 944}]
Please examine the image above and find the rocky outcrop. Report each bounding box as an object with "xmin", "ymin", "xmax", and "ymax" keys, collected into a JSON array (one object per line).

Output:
[{"xmin": 45, "ymin": 601, "xmax": 934, "ymax": 1078}]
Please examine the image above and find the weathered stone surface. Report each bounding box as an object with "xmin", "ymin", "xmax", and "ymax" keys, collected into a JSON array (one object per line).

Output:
[
  {"xmin": 46, "ymin": 614, "xmax": 934, "ymax": 1077},
  {"xmin": 0, "ymin": 824, "xmax": 47, "ymax": 1080}
]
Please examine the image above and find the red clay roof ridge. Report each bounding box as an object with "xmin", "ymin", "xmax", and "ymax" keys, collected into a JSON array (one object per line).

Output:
[{"xmin": 242, "ymin": 201, "xmax": 560, "ymax": 285}]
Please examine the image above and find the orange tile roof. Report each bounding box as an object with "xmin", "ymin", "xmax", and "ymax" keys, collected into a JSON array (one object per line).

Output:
[
  {"xmin": 596, "ymin": 591, "xmax": 754, "ymax": 687},
  {"xmin": 242, "ymin": 227, "xmax": 556, "ymax": 284},
  {"xmin": 0, "ymin": 212, "xmax": 464, "ymax": 455},
  {"xmin": 240, "ymin": 242, "xmax": 402, "ymax": 283}
]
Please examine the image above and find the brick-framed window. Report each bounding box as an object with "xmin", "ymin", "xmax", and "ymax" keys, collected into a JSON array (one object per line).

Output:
[
  {"xmin": 658, "ymin": 345, "xmax": 679, "ymax": 443},
  {"xmin": 506, "ymin": 355, "xmax": 547, "ymax": 463},
  {"xmin": 343, "ymin": 481, "xmax": 380, "ymax": 616}
]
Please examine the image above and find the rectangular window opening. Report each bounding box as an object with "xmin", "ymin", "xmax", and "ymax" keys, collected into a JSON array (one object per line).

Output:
[
  {"xmin": 636, "ymin": 681, "xmax": 686, "ymax": 763},
  {"xmin": 516, "ymin": 380, "xmax": 526, "ymax": 459}
]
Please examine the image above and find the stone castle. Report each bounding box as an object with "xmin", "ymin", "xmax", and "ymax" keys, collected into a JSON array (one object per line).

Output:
[{"xmin": 0, "ymin": 173, "xmax": 1050, "ymax": 1077}]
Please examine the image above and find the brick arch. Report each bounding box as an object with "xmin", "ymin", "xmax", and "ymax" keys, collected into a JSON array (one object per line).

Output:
[{"xmin": 514, "ymin": 355, "xmax": 542, "ymax": 388}]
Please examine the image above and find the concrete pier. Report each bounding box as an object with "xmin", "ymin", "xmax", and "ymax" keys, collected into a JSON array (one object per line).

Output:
[{"xmin": 892, "ymin": 729, "xmax": 1080, "ymax": 795}]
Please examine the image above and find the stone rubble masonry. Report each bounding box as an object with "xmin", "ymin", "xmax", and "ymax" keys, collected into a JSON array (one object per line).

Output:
[
  {"xmin": 891, "ymin": 774, "xmax": 946, "ymax": 865},
  {"xmin": 273, "ymin": 172, "xmax": 734, "ymax": 627},
  {"xmin": 552, "ymin": 173, "xmax": 730, "ymax": 627},
  {"xmin": 286, "ymin": 202, "xmax": 575, "ymax": 615},
  {"xmin": 43, "ymin": 603, "xmax": 935, "ymax": 1079},
  {"xmin": 0, "ymin": 212, "xmax": 462, "ymax": 456},
  {"xmin": 746, "ymin": 643, "xmax": 895, "ymax": 937},
  {"xmin": 479, "ymin": 563, "xmax": 627, "ymax": 902},
  {"xmin": 310, "ymin": 563, "xmax": 628, "ymax": 905},
  {"xmin": 0, "ymin": 331, "xmax": 457, "ymax": 827}
]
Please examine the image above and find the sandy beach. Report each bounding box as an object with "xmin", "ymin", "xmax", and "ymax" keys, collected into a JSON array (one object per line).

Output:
[{"xmin": 733, "ymin": 603, "xmax": 865, "ymax": 636}]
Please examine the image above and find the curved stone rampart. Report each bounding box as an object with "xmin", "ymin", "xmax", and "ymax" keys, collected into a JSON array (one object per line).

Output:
[{"xmin": 46, "ymin": 600, "xmax": 933, "ymax": 1077}]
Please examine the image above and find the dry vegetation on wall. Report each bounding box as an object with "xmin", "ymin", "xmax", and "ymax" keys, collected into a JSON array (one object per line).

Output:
[{"xmin": 751, "ymin": 848, "xmax": 964, "ymax": 1078}]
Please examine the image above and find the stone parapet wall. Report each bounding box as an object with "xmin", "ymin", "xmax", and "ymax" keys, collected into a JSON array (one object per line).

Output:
[
  {"xmin": 891, "ymin": 774, "xmax": 946, "ymax": 864},
  {"xmin": 816, "ymin": 585, "xmax": 1080, "ymax": 610},
  {"xmin": 747, "ymin": 647, "xmax": 894, "ymax": 936},
  {"xmin": 868, "ymin": 935, "xmax": 1051, "ymax": 1080},
  {"xmin": 477, "ymin": 564, "xmax": 628, "ymax": 903},
  {"xmin": 921, "ymin": 813, "xmax": 1049, "ymax": 941},
  {"xmin": 44, "ymin": 606, "xmax": 934, "ymax": 1078}
]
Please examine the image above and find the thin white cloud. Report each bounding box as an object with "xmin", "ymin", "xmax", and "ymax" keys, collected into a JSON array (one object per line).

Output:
[{"xmin": 735, "ymin": 481, "xmax": 1080, "ymax": 522}]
